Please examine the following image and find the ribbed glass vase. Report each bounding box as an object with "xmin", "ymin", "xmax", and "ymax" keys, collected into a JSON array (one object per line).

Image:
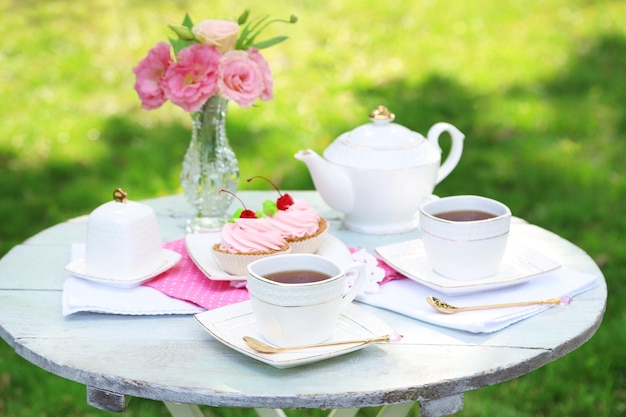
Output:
[{"xmin": 180, "ymin": 95, "xmax": 240, "ymax": 233}]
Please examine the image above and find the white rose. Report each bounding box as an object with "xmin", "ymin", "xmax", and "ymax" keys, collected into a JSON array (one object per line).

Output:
[{"xmin": 192, "ymin": 20, "xmax": 239, "ymax": 53}]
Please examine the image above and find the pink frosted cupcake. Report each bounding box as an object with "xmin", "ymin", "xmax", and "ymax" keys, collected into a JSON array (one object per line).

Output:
[
  {"xmin": 212, "ymin": 192, "xmax": 291, "ymax": 276},
  {"xmin": 248, "ymin": 176, "xmax": 328, "ymax": 253},
  {"xmin": 265, "ymin": 199, "xmax": 328, "ymax": 253}
]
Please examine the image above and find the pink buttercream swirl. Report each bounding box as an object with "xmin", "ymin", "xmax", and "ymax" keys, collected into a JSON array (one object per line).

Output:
[
  {"xmin": 218, "ymin": 218, "xmax": 287, "ymax": 253},
  {"xmin": 268, "ymin": 199, "xmax": 321, "ymax": 239}
]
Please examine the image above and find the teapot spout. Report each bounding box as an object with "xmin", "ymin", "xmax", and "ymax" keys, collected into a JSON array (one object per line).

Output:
[{"xmin": 294, "ymin": 149, "xmax": 353, "ymax": 214}]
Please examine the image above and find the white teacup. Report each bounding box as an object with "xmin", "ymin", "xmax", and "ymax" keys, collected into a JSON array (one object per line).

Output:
[
  {"xmin": 419, "ymin": 195, "xmax": 512, "ymax": 280},
  {"xmin": 246, "ymin": 253, "xmax": 366, "ymax": 347}
]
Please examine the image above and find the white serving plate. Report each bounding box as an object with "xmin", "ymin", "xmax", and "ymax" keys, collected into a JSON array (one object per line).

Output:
[
  {"xmin": 64, "ymin": 249, "xmax": 181, "ymax": 289},
  {"xmin": 375, "ymin": 240, "xmax": 560, "ymax": 296},
  {"xmin": 185, "ymin": 232, "xmax": 353, "ymax": 281},
  {"xmin": 194, "ymin": 301, "xmax": 396, "ymax": 369}
]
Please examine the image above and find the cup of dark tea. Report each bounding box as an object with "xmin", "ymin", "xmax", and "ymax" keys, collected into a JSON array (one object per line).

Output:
[
  {"xmin": 419, "ymin": 195, "xmax": 512, "ymax": 280},
  {"xmin": 246, "ymin": 253, "xmax": 366, "ymax": 346}
]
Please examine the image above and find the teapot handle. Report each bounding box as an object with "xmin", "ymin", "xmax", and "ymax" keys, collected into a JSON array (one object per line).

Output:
[{"xmin": 427, "ymin": 122, "xmax": 465, "ymax": 184}]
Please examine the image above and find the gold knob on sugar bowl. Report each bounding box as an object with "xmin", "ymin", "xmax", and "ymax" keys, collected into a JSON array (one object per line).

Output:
[{"xmin": 113, "ymin": 188, "xmax": 128, "ymax": 203}]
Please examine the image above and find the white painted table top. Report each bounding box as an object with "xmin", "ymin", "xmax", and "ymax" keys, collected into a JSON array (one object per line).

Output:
[{"xmin": 0, "ymin": 191, "xmax": 607, "ymax": 411}]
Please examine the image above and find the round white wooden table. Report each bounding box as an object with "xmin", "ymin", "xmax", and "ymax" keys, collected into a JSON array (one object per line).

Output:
[{"xmin": 0, "ymin": 191, "xmax": 606, "ymax": 417}]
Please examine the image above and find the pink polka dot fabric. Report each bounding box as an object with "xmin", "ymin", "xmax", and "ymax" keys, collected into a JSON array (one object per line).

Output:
[{"xmin": 144, "ymin": 238, "xmax": 249, "ymax": 310}]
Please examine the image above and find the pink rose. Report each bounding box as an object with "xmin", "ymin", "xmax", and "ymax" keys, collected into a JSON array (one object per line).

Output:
[
  {"xmin": 192, "ymin": 20, "xmax": 239, "ymax": 54},
  {"xmin": 132, "ymin": 41, "xmax": 172, "ymax": 110},
  {"xmin": 248, "ymin": 48, "xmax": 274, "ymax": 101},
  {"xmin": 218, "ymin": 49, "xmax": 274, "ymax": 108},
  {"xmin": 162, "ymin": 44, "xmax": 221, "ymax": 112}
]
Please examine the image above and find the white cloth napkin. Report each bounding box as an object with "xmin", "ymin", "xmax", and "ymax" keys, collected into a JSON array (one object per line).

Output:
[
  {"xmin": 62, "ymin": 244, "xmax": 203, "ymax": 316},
  {"xmin": 62, "ymin": 276, "xmax": 203, "ymax": 316},
  {"xmin": 357, "ymin": 266, "xmax": 598, "ymax": 333}
]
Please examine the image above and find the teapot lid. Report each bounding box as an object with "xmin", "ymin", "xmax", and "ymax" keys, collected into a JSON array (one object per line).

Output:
[{"xmin": 323, "ymin": 106, "xmax": 440, "ymax": 169}]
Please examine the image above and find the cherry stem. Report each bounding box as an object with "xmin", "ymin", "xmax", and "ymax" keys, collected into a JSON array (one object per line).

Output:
[
  {"xmin": 219, "ymin": 189, "xmax": 248, "ymax": 210},
  {"xmin": 247, "ymin": 175, "xmax": 283, "ymax": 196}
]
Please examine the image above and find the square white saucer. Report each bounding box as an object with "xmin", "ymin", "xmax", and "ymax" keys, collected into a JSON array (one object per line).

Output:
[
  {"xmin": 194, "ymin": 301, "xmax": 396, "ymax": 369},
  {"xmin": 185, "ymin": 232, "xmax": 353, "ymax": 281},
  {"xmin": 64, "ymin": 249, "xmax": 181, "ymax": 289},
  {"xmin": 375, "ymin": 240, "xmax": 560, "ymax": 296}
]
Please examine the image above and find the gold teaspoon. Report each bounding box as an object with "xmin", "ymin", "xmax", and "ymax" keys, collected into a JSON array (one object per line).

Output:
[
  {"xmin": 243, "ymin": 335, "xmax": 392, "ymax": 354},
  {"xmin": 426, "ymin": 295, "xmax": 572, "ymax": 314}
]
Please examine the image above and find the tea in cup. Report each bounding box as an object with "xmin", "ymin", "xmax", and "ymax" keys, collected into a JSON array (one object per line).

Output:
[
  {"xmin": 246, "ymin": 253, "xmax": 366, "ymax": 346},
  {"xmin": 419, "ymin": 195, "xmax": 512, "ymax": 280}
]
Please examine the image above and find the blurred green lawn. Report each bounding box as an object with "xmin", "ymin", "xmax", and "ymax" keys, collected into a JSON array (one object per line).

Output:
[{"xmin": 1, "ymin": 0, "xmax": 624, "ymax": 416}]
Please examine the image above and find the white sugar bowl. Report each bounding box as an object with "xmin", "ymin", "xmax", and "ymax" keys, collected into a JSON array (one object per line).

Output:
[{"xmin": 85, "ymin": 188, "xmax": 164, "ymax": 278}]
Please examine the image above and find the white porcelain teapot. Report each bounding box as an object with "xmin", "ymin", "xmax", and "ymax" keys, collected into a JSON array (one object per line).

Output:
[{"xmin": 295, "ymin": 106, "xmax": 465, "ymax": 234}]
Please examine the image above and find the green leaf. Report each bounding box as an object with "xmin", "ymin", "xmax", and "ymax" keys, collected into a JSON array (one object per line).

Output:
[
  {"xmin": 182, "ymin": 12, "xmax": 194, "ymax": 29},
  {"xmin": 253, "ymin": 35, "xmax": 288, "ymax": 50},
  {"xmin": 234, "ymin": 11, "xmax": 297, "ymax": 50},
  {"xmin": 237, "ymin": 15, "xmax": 269, "ymax": 49},
  {"xmin": 169, "ymin": 37, "xmax": 197, "ymax": 56},
  {"xmin": 262, "ymin": 200, "xmax": 278, "ymax": 216},
  {"xmin": 228, "ymin": 208, "xmax": 244, "ymax": 222},
  {"xmin": 167, "ymin": 12, "xmax": 197, "ymax": 56}
]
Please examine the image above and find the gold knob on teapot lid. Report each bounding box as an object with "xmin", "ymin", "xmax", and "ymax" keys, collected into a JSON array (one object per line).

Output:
[
  {"xmin": 113, "ymin": 188, "xmax": 128, "ymax": 203},
  {"xmin": 369, "ymin": 105, "xmax": 395, "ymax": 121}
]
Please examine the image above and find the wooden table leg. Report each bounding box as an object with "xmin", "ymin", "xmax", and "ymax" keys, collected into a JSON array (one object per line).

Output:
[
  {"xmin": 329, "ymin": 401, "xmax": 415, "ymax": 417},
  {"xmin": 164, "ymin": 401, "xmax": 205, "ymax": 417},
  {"xmin": 328, "ymin": 408, "xmax": 361, "ymax": 417},
  {"xmin": 419, "ymin": 394, "xmax": 464, "ymax": 417},
  {"xmin": 375, "ymin": 402, "xmax": 415, "ymax": 417},
  {"xmin": 86, "ymin": 386, "xmax": 129, "ymax": 412},
  {"xmin": 255, "ymin": 408, "xmax": 288, "ymax": 417}
]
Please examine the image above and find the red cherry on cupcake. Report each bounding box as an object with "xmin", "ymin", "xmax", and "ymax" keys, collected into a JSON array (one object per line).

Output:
[
  {"xmin": 247, "ymin": 176, "xmax": 294, "ymax": 210},
  {"xmin": 219, "ymin": 189, "xmax": 257, "ymax": 218}
]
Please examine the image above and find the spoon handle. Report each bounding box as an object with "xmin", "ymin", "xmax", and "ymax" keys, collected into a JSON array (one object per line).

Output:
[
  {"xmin": 283, "ymin": 335, "xmax": 391, "ymax": 351},
  {"xmin": 455, "ymin": 297, "xmax": 563, "ymax": 312},
  {"xmin": 245, "ymin": 335, "xmax": 391, "ymax": 353}
]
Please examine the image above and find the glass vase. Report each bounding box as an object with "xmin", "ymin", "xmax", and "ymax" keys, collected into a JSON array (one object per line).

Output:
[{"xmin": 181, "ymin": 95, "xmax": 240, "ymax": 233}]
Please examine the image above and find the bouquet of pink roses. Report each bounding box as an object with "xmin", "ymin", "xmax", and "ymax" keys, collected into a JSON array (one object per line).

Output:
[{"xmin": 133, "ymin": 11, "xmax": 296, "ymax": 112}]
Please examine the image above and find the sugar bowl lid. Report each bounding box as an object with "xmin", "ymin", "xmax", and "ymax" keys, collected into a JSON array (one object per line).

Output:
[
  {"xmin": 89, "ymin": 188, "xmax": 154, "ymax": 224},
  {"xmin": 322, "ymin": 105, "xmax": 440, "ymax": 169}
]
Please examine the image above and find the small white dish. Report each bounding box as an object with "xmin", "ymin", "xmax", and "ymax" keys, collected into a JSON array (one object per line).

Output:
[
  {"xmin": 194, "ymin": 301, "xmax": 396, "ymax": 369},
  {"xmin": 375, "ymin": 240, "xmax": 560, "ymax": 295},
  {"xmin": 64, "ymin": 249, "xmax": 181, "ymax": 289},
  {"xmin": 185, "ymin": 232, "xmax": 353, "ymax": 281}
]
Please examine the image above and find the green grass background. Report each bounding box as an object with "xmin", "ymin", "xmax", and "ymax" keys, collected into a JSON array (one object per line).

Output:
[{"xmin": 1, "ymin": 0, "xmax": 624, "ymax": 416}]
